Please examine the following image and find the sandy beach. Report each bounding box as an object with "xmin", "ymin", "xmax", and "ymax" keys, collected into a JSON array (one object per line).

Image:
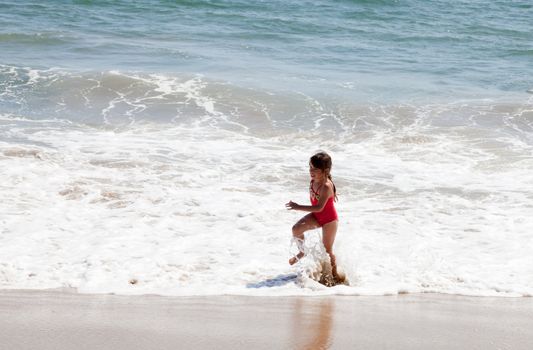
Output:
[
  {"xmin": 1, "ymin": 290, "xmax": 532, "ymax": 350},
  {"xmin": 2, "ymin": 2, "xmax": 532, "ymax": 350}
]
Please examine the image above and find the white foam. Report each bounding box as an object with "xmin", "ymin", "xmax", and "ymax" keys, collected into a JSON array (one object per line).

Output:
[{"xmin": 0, "ymin": 113, "xmax": 532, "ymax": 297}]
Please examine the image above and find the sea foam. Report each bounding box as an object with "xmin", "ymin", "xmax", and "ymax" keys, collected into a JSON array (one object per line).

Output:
[{"xmin": 1, "ymin": 110, "xmax": 532, "ymax": 297}]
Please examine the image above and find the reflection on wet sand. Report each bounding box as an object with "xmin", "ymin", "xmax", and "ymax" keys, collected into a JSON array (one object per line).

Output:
[{"xmin": 290, "ymin": 298, "xmax": 334, "ymax": 350}]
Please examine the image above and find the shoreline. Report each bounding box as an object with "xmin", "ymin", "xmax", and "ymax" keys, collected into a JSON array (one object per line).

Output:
[{"xmin": 1, "ymin": 289, "xmax": 532, "ymax": 349}]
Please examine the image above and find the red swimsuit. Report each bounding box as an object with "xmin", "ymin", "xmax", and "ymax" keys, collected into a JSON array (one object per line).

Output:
[{"xmin": 309, "ymin": 180, "xmax": 338, "ymax": 226}]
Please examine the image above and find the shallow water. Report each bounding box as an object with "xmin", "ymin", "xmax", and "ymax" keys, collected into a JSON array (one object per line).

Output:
[{"xmin": 0, "ymin": 0, "xmax": 532, "ymax": 297}]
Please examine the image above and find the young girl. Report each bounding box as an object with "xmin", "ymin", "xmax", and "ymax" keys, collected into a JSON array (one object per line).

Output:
[{"xmin": 285, "ymin": 152, "xmax": 339, "ymax": 281}]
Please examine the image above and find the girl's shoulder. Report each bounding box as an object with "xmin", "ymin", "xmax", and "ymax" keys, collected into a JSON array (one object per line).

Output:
[{"xmin": 323, "ymin": 180, "xmax": 334, "ymax": 193}]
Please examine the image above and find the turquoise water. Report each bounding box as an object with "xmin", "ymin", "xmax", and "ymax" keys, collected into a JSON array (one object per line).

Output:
[
  {"xmin": 1, "ymin": 1, "xmax": 533, "ymax": 297},
  {"xmin": 1, "ymin": 0, "xmax": 532, "ymax": 104}
]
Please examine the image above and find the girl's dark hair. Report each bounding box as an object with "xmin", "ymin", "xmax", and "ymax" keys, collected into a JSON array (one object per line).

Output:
[{"xmin": 310, "ymin": 152, "xmax": 338, "ymax": 201}]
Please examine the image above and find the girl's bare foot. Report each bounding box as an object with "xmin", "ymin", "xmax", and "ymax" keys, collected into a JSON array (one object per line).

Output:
[{"xmin": 289, "ymin": 252, "xmax": 304, "ymax": 265}]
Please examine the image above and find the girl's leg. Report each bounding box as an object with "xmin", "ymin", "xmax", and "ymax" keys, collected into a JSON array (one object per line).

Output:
[
  {"xmin": 289, "ymin": 213, "xmax": 320, "ymax": 265},
  {"xmin": 321, "ymin": 220, "xmax": 338, "ymax": 278}
]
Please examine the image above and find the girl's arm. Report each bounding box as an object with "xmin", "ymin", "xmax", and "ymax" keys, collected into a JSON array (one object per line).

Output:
[{"xmin": 285, "ymin": 183, "xmax": 333, "ymax": 212}]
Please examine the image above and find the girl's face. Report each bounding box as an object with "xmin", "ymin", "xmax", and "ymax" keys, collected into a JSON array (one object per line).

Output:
[{"xmin": 309, "ymin": 163, "xmax": 325, "ymax": 181}]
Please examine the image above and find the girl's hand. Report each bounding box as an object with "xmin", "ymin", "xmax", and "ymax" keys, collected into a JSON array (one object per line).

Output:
[{"xmin": 285, "ymin": 201, "xmax": 300, "ymax": 210}]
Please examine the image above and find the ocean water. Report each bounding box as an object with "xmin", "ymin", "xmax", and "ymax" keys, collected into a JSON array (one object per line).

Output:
[{"xmin": 1, "ymin": 0, "xmax": 532, "ymax": 297}]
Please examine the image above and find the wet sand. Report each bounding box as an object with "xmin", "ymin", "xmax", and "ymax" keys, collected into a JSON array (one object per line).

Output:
[{"xmin": 1, "ymin": 290, "xmax": 532, "ymax": 350}]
